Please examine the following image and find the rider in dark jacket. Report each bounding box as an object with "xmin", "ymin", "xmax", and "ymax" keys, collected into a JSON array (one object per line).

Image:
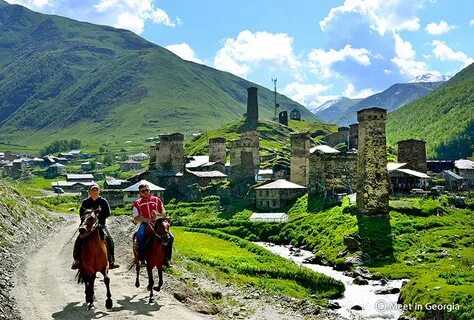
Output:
[{"xmin": 71, "ymin": 184, "xmax": 120, "ymax": 269}]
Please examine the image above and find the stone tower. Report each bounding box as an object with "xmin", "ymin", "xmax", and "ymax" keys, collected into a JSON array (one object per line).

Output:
[
  {"xmin": 209, "ymin": 137, "xmax": 226, "ymax": 163},
  {"xmin": 397, "ymin": 139, "xmax": 427, "ymax": 173},
  {"xmin": 229, "ymin": 131, "xmax": 260, "ymax": 184},
  {"xmin": 155, "ymin": 133, "xmax": 185, "ymax": 173},
  {"xmin": 356, "ymin": 108, "xmax": 389, "ymax": 215},
  {"xmin": 349, "ymin": 123, "xmax": 359, "ymax": 149},
  {"xmin": 290, "ymin": 132, "xmax": 311, "ymax": 187},
  {"xmin": 246, "ymin": 87, "xmax": 258, "ymax": 129},
  {"xmin": 279, "ymin": 110, "xmax": 288, "ymax": 126}
]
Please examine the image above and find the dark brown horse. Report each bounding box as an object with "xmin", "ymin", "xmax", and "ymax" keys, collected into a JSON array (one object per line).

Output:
[
  {"xmin": 75, "ymin": 209, "xmax": 113, "ymax": 310},
  {"xmin": 133, "ymin": 219, "xmax": 170, "ymax": 303}
]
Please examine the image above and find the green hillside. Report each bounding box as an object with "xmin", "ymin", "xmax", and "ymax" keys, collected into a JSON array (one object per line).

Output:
[
  {"xmin": 387, "ymin": 63, "xmax": 474, "ymax": 159},
  {"xmin": 0, "ymin": 0, "xmax": 317, "ymax": 150}
]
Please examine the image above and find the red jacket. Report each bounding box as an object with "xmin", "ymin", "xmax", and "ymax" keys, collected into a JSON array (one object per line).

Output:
[{"xmin": 132, "ymin": 195, "xmax": 165, "ymax": 222}]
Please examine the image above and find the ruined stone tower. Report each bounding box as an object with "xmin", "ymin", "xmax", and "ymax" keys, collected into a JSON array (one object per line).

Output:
[
  {"xmin": 290, "ymin": 132, "xmax": 311, "ymax": 187},
  {"xmin": 356, "ymin": 108, "xmax": 389, "ymax": 215},
  {"xmin": 229, "ymin": 131, "xmax": 260, "ymax": 184},
  {"xmin": 246, "ymin": 87, "xmax": 258, "ymax": 129},
  {"xmin": 279, "ymin": 110, "xmax": 288, "ymax": 126},
  {"xmin": 209, "ymin": 137, "xmax": 226, "ymax": 163},
  {"xmin": 397, "ymin": 139, "xmax": 427, "ymax": 173},
  {"xmin": 155, "ymin": 133, "xmax": 185, "ymax": 173},
  {"xmin": 349, "ymin": 123, "xmax": 359, "ymax": 150}
]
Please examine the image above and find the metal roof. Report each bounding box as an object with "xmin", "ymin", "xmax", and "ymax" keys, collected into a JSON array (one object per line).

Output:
[
  {"xmin": 442, "ymin": 170, "xmax": 464, "ymax": 180},
  {"xmin": 186, "ymin": 155, "xmax": 211, "ymax": 168},
  {"xmin": 255, "ymin": 179, "xmax": 306, "ymax": 190},
  {"xmin": 455, "ymin": 159, "xmax": 474, "ymax": 170},
  {"xmin": 187, "ymin": 170, "xmax": 227, "ymax": 178},
  {"xmin": 396, "ymin": 168, "xmax": 430, "ymax": 179},
  {"xmin": 258, "ymin": 169, "xmax": 273, "ymax": 175},
  {"xmin": 310, "ymin": 145, "xmax": 340, "ymax": 154},
  {"xmin": 122, "ymin": 180, "xmax": 165, "ymax": 192},
  {"xmin": 250, "ymin": 213, "xmax": 288, "ymax": 220},
  {"xmin": 66, "ymin": 174, "xmax": 94, "ymax": 180},
  {"xmin": 387, "ymin": 162, "xmax": 407, "ymax": 172}
]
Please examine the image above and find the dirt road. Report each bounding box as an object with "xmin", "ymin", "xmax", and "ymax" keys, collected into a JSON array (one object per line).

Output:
[{"xmin": 12, "ymin": 218, "xmax": 216, "ymax": 320}]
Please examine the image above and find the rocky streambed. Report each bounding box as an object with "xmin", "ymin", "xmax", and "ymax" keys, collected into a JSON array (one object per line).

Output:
[{"xmin": 256, "ymin": 242, "xmax": 408, "ymax": 320}]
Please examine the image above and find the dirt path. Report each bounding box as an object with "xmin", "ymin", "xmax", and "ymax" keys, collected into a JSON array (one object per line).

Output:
[{"xmin": 12, "ymin": 219, "xmax": 216, "ymax": 320}]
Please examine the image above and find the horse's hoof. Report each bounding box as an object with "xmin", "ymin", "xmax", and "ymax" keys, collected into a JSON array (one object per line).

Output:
[
  {"xmin": 105, "ymin": 299, "xmax": 113, "ymax": 309},
  {"xmin": 87, "ymin": 303, "xmax": 94, "ymax": 310},
  {"xmin": 149, "ymin": 298, "xmax": 154, "ymax": 304},
  {"xmin": 153, "ymin": 286, "xmax": 161, "ymax": 292},
  {"xmin": 135, "ymin": 282, "xmax": 140, "ymax": 288}
]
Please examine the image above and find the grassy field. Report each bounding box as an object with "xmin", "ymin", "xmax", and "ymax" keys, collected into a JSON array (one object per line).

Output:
[{"xmin": 172, "ymin": 227, "xmax": 344, "ymax": 304}]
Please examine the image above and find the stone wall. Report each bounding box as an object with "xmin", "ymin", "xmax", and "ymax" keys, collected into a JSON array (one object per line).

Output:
[
  {"xmin": 209, "ymin": 137, "xmax": 226, "ymax": 163},
  {"xmin": 356, "ymin": 108, "xmax": 389, "ymax": 215},
  {"xmin": 397, "ymin": 139, "xmax": 427, "ymax": 173},
  {"xmin": 308, "ymin": 152, "xmax": 357, "ymax": 193},
  {"xmin": 229, "ymin": 131, "xmax": 260, "ymax": 184},
  {"xmin": 324, "ymin": 127, "xmax": 349, "ymax": 147},
  {"xmin": 349, "ymin": 123, "xmax": 359, "ymax": 150},
  {"xmin": 290, "ymin": 132, "xmax": 310, "ymax": 186},
  {"xmin": 154, "ymin": 133, "xmax": 185, "ymax": 173}
]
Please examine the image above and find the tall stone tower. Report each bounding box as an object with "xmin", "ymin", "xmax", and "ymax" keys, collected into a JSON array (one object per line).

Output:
[
  {"xmin": 356, "ymin": 108, "xmax": 389, "ymax": 215},
  {"xmin": 279, "ymin": 110, "xmax": 288, "ymax": 126},
  {"xmin": 229, "ymin": 131, "xmax": 260, "ymax": 184},
  {"xmin": 397, "ymin": 139, "xmax": 427, "ymax": 173},
  {"xmin": 349, "ymin": 123, "xmax": 359, "ymax": 150},
  {"xmin": 209, "ymin": 137, "xmax": 226, "ymax": 163},
  {"xmin": 290, "ymin": 132, "xmax": 311, "ymax": 187},
  {"xmin": 155, "ymin": 133, "xmax": 185, "ymax": 173},
  {"xmin": 246, "ymin": 87, "xmax": 258, "ymax": 129}
]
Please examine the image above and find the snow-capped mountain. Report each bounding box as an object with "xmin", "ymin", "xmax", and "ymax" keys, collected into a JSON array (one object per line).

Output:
[
  {"xmin": 410, "ymin": 73, "xmax": 451, "ymax": 83},
  {"xmin": 310, "ymin": 97, "xmax": 345, "ymax": 113}
]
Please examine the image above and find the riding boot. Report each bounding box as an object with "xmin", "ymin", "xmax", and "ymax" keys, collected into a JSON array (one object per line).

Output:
[
  {"xmin": 164, "ymin": 232, "xmax": 174, "ymax": 268},
  {"xmin": 71, "ymin": 236, "xmax": 82, "ymax": 270},
  {"xmin": 103, "ymin": 228, "xmax": 120, "ymax": 269}
]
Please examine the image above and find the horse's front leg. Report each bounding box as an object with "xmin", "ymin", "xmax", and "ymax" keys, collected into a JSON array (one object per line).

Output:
[
  {"xmin": 153, "ymin": 267, "xmax": 163, "ymax": 292},
  {"xmin": 85, "ymin": 275, "xmax": 95, "ymax": 310},
  {"xmin": 103, "ymin": 271, "xmax": 113, "ymax": 309},
  {"xmin": 146, "ymin": 265, "xmax": 154, "ymax": 303}
]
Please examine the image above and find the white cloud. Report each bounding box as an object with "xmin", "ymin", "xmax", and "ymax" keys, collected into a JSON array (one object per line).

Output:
[
  {"xmin": 213, "ymin": 30, "xmax": 301, "ymax": 78},
  {"xmin": 391, "ymin": 33, "xmax": 429, "ymax": 78},
  {"xmin": 282, "ymin": 82, "xmax": 333, "ymax": 107},
  {"xmin": 307, "ymin": 45, "xmax": 371, "ymax": 78},
  {"xmin": 432, "ymin": 40, "xmax": 474, "ymax": 67},
  {"xmin": 320, "ymin": 0, "xmax": 422, "ymax": 36},
  {"xmin": 93, "ymin": 0, "xmax": 177, "ymax": 34},
  {"xmin": 342, "ymin": 83, "xmax": 374, "ymax": 99},
  {"xmin": 425, "ymin": 21, "xmax": 454, "ymax": 35},
  {"xmin": 470, "ymin": 19, "xmax": 474, "ymax": 26},
  {"xmin": 165, "ymin": 43, "xmax": 202, "ymax": 64},
  {"xmin": 6, "ymin": 0, "xmax": 52, "ymax": 9},
  {"xmin": 383, "ymin": 69, "xmax": 392, "ymax": 75}
]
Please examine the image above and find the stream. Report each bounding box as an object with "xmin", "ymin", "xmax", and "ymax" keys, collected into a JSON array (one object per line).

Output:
[{"xmin": 256, "ymin": 242, "xmax": 407, "ymax": 320}]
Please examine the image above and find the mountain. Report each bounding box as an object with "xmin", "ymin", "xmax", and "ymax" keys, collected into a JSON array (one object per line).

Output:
[
  {"xmin": 311, "ymin": 97, "xmax": 361, "ymax": 123},
  {"xmin": 410, "ymin": 73, "xmax": 451, "ymax": 83},
  {"xmin": 0, "ymin": 0, "xmax": 317, "ymax": 149},
  {"xmin": 333, "ymin": 81, "xmax": 444, "ymax": 126},
  {"xmin": 387, "ymin": 63, "xmax": 474, "ymax": 159}
]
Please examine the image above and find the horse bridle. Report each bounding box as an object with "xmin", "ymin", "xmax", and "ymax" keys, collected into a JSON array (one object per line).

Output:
[
  {"xmin": 79, "ymin": 211, "xmax": 100, "ymax": 238},
  {"xmin": 146, "ymin": 220, "xmax": 169, "ymax": 245}
]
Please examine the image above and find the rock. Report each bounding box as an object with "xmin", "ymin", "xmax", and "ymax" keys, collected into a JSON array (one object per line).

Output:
[
  {"xmin": 351, "ymin": 305, "xmax": 362, "ymax": 310},
  {"xmin": 344, "ymin": 235, "xmax": 361, "ymax": 251},
  {"xmin": 375, "ymin": 287, "xmax": 400, "ymax": 295},
  {"xmin": 437, "ymin": 250, "xmax": 450, "ymax": 258},
  {"xmin": 173, "ymin": 291, "xmax": 187, "ymax": 302},
  {"xmin": 405, "ymin": 260, "xmax": 415, "ymax": 266},
  {"xmin": 433, "ymin": 286, "xmax": 441, "ymax": 290},
  {"xmin": 210, "ymin": 291, "xmax": 222, "ymax": 299},
  {"xmin": 380, "ymin": 278, "xmax": 388, "ymax": 285},
  {"xmin": 337, "ymin": 250, "xmax": 348, "ymax": 258},
  {"xmin": 352, "ymin": 266, "xmax": 373, "ymax": 279},
  {"xmin": 353, "ymin": 276, "xmax": 369, "ymax": 285},
  {"xmin": 328, "ymin": 301, "xmax": 341, "ymax": 309}
]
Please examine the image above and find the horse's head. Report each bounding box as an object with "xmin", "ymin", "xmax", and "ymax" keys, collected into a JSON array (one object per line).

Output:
[
  {"xmin": 153, "ymin": 219, "xmax": 170, "ymax": 245},
  {"xmin": 79, "ymin": 208, "xmax": 100, "ymax": 238}
]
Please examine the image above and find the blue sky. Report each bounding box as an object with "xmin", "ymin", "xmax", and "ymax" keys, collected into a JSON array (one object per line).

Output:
[{"xmin": 7, "ymin": 0, "xmax": 474, "ymax": 109}]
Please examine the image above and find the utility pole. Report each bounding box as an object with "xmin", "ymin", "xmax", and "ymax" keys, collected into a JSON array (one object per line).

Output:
[{"xmin": 271, "ymin": 78, "xmax": 279, "ymax": 120}]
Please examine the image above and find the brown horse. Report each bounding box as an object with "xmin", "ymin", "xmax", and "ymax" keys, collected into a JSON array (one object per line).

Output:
[
  {"xmin": 133, "ymin": 219, "xmax": 170, "ymax": 303},
  {"xmin": 75, "ymin": 209, "xmax": 113, "ymax": 310}
]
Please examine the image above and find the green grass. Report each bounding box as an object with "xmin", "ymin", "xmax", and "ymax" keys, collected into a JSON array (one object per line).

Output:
[{"xmin": 173, "ymin": 227, "xmax": 344, "ymax": 304}]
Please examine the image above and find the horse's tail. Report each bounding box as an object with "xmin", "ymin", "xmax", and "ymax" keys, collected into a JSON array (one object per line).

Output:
[{"xmin": 75, "ymin": 270, "xmax": 85, "ymax": 284}]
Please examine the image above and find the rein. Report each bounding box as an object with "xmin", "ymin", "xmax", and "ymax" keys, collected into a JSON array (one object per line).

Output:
[{"xmin": 79, "ymin": 220, "xmax": 99, "ymax": 239}]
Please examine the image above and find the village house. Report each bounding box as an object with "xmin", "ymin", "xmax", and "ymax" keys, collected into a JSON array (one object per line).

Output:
[
  {"xmin": 454, "ymin": 159, "xmax": 474, "ymax": 187},
  {"xmin": 185, "ymin": 170, "xmax": 228, "ymax": 186},
  {"xmin": 387, "ymin": 163, "xmax": 431, "ymax": 193},
  {"xmin": 129, "ymin": 152, "xmax": 149, "ymax": 162},
  {"xmin": 120, "ymin": 160, "xmax": 141, "ymax": 171},
  {"xmin": 122, "ymin": 180, "xmax": 165, "ymax": 203},
  {"xmin": 249, "ymin": 212, "xmax": 288, "ymax": 223},
  {"xmin": 255, "ymin": 179, "xmax": 306, "ymax": 211},
  {"xmin": 44, "ymin": 163, "xmax": 67, "ymax": 178},
  {"xmin": 440, "ymin": 170, "xmax": 467, "ymax": 192},
  {"xmin": 289, "ymin": 108, "xmax": 301, "ymax": 121},
  {"xmin": 104, "ymin": 178, "xmax": 129, "ymax": 189},
  {"xmin": 256, "ymin": 168, "xmax": 273, "ymax": 182}
]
